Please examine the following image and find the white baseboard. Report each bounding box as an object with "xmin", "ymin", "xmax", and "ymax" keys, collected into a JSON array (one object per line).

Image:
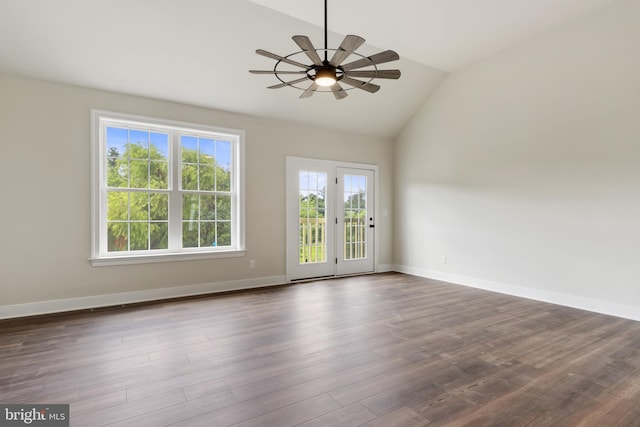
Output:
[
  {"xmin": 0, "ymin": 275, "xmax": 287, "ymax": 320},
  {"xmin": 6, "ymin": 268, "xmax": 638, "ymax": 322},
  {"xmin": 394, "ymin": 264, "xmax": 640, "ymax": 322}
]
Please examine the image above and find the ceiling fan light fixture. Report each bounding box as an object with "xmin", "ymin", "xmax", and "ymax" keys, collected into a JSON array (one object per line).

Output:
[
  {"xmin": 314, "ymin": 67, "xmax": 337, "ymax": 87},
  {"xmin": 249, "ymin": 0, "xmax": 401, "ymax": 99}
]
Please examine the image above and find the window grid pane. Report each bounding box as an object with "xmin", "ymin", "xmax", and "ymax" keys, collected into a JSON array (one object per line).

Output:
[
  {"xmin": 299, "ymin": 171, "xmax": 327, "ymax": 264},
  {"xmin": 181, "ymin": 136, "xmax": 233, "ymax": 193},
  {"xmin": 106, "ymin": 190, "xmax": 169, "ymax": 253},
  {"xmin": 106, "ymin": 126, "xmax": 169, "ymax": 191},
  {"xmin": 343, "ymin": 174, "xmax": 367, "ymax": 260},
  {"xmin": 181, "ymin": 194, "xmax": 231, "ymax": 249}
]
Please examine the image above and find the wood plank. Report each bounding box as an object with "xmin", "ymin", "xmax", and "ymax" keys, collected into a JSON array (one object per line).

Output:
[
  {"xmin": 296, "ymin": 403, "xmax": 377, "ymax": 427},
  {"xmin": 228, "ymin": 394, "xmax": 341, "ymax": 427}
]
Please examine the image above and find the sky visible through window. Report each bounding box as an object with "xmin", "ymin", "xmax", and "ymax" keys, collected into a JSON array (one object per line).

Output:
[{"xmin": 106, "ymin": 127, "xmax": 232, "ymax": 170}]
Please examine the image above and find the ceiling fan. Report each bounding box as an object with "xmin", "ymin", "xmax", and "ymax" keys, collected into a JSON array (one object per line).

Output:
[{"xmin": 249, "ymin": 0, "xmax": 401, "ymax": 100}]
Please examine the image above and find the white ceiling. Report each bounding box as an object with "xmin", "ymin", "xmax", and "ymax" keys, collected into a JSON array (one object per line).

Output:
[
  {"xmin": 0, "ymin": 0, "xmax": 623, "ymax": 138},
  {"xmin": 250, "ymin": 0, "xmax": 624, "ymax": 72}
]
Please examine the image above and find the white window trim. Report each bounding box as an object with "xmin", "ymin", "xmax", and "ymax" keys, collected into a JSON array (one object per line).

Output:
[{"xmin": 90, "ymin": 109, "xmax": 245, "ymax": 266}]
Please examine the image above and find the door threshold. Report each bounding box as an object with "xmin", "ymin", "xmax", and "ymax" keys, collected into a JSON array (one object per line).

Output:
[{"xmin": 289, "ymin": 271, "xmax": 377, "ymax": 283}]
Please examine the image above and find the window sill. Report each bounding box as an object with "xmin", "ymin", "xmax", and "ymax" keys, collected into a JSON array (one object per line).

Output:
[{"xmin": 90, "ymin": 249, "xmax": 246, "ymax": 267}]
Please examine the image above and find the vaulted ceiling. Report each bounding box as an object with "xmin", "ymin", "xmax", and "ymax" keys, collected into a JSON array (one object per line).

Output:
[{"xmin": 0, "ymin": 0, "xmax": 623, "ymax": 138}]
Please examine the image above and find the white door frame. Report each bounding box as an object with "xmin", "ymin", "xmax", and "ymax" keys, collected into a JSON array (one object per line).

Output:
[{"xmin": 286, "ymin": 156, "xmax": 379, "ymax": 281}]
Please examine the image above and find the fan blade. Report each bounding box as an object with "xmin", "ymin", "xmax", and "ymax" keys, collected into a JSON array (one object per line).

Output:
[
  {"xmin": 256, "ymin": 49, "xmax": 309, "ymax": 69},
  {"xmin": 250, "ymin": 70, "xmax": 307, "ymax": 75},
  {"xmin": 292, "ymin": 35, "xmax": 323, "ymax": 66},
  {"xmin": 341, "ymin": 76, "xmax": 380, "ymax": 93},
  {"xmin": 300, "ymin": 83, "xmax": 319, "ymax": 98},
  {"xmin": 341, "ymin": 50, "xmax": 400, "ymax": 71},
  {"xmin": 330, "ymin": 83, "xmax": 348, "ymax": 100},
  {"xmin": 345, "ymin": 69, "xmax": 401, "ymax": 79},
  {"xmin": 268, "ymin": 77, "xmax": 309, "ymax": 89},
  {"xmin": 329, "ymin": 35, "xmax": 365, "ymax": 67}
]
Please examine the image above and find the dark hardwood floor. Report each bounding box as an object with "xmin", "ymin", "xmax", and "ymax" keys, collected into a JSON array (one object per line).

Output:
[{"xmin": 2, "ymin": 272, "xmax": 640, "ymax": 426}]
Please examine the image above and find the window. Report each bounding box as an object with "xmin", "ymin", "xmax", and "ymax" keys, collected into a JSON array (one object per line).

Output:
[{"xmin": 91, "ymin": 110, "xmax": 245, "ymax": 266}]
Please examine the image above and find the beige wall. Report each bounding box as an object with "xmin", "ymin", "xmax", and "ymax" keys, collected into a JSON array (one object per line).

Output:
[
  {"xmin": 0, "ymin": 74, "xmax": 393, "ymax": 313},
  {"xmin": 394, "ymin": 0, "xmax": 640, "ymax": 315}
]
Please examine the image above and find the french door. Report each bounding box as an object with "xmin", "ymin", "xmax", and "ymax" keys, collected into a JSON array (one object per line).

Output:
[{"xmin": 286, "ymin": 157, "xmax": 376, "ymax": 281}]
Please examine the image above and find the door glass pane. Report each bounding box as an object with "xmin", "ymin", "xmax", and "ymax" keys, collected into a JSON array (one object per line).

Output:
[
  {"xmin": 343, "ymin": 174, "xmax": 367, "ymax": 260},
  {"xmin": 299, "ymin": 171, "xmax": 326, "ymax": 264}
]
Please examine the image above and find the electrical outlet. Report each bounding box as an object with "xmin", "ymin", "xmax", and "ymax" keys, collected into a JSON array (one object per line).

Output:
[
  {"xmin": 441, "ymin": 255, "xmax": 447, "ymax": 264},
  {"xmin": 249, "ymin": 259, "xmax": 255, "ymax": 269}
]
